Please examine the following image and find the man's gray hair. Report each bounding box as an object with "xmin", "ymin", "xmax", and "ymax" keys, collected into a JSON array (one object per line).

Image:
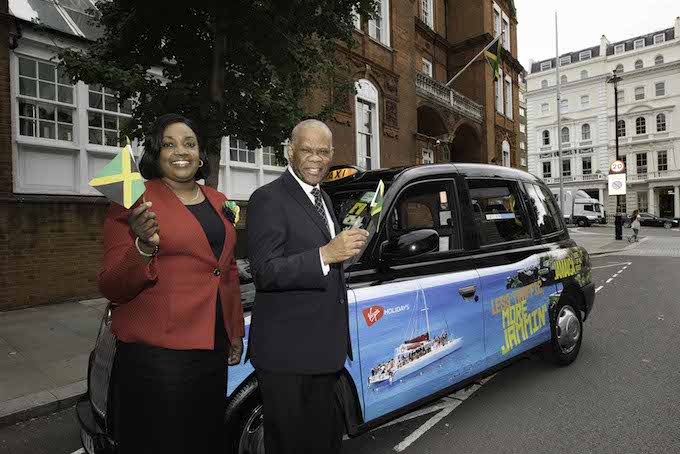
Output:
[{"xmin": 290, "ymin": 119, "xmax": 333, "ymax": 148}]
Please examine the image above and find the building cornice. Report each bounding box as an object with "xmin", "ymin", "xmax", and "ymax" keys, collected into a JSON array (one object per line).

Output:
[{"xmin": 415, "ymin": 16, "xmax": 451, "ymax": 49}]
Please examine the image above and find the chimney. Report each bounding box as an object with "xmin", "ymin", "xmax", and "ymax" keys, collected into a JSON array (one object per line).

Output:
[
  {"xmin": 600, "ymin": 34, "xmax": 610, "ymax": 56},
  {"xmin": 675, "ymin": 17, "xmax": 680, "ymax": 39},
  {"xmin": 528, "ymin": 58, "xmax": 535, "ymax": 73}
]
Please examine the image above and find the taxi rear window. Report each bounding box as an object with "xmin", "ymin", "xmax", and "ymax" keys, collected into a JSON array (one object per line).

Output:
[{"xmin": 331, "ymin": 188, "xmax": 377, "ymax": 231}]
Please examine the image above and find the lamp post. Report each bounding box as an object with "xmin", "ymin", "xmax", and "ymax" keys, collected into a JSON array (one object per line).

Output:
[{"xmin": 607, "ymin": 70, "xmax": 623, "ymax": 240}]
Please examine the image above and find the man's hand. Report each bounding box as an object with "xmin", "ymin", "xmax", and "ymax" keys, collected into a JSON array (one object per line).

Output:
[
  {"xmin": 320, "ymin": 229, "xmax": 369, "ymax": 265},
  {"xmin": 227, "ymin": 337, "xmax": 244, "ymax": 365}
]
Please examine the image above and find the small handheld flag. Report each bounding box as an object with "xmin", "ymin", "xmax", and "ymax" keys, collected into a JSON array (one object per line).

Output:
[
  {"xmin": 369, "ymin": 179, "xmax": 385, "ymax": 228},
  {"xmin": 89, "ymin": 140, "xmax": 145, "ymax": 209}
]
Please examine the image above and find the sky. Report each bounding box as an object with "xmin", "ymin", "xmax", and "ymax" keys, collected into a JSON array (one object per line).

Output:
[{"xmin": 514, "ymin": 0, "xmax": 680, "ymax": 70}]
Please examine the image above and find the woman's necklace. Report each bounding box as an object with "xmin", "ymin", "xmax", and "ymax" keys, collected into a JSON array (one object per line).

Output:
[{"xmin": 165, "ymin": 181, "xmax": 200, "ymax": 204}]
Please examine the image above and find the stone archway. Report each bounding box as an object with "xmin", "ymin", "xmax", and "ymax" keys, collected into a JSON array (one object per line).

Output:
[
  {"xmin": 450, "ymin": 123, "xmax": 482, "ymax": 163},
  {"xmin": 417, "ymin": 104, "xmax": 448, "ymax": 138}
]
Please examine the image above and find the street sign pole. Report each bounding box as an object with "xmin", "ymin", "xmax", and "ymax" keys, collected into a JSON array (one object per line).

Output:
[{"xmin": 608, "ymin": 71, "xmax": 624, "ymax": 239}]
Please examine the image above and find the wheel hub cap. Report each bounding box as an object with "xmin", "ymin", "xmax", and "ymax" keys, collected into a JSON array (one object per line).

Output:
[{"xmin": 556, "ymin": 306, "xmax": 580, "ymax": 353}]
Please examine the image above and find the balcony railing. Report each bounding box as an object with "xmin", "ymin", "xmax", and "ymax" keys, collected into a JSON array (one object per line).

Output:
[
  {"xmin": 543, "ymin": 173, "xmax": 606, "ymax": 184},
  {"xmin": 415, "ymin": 72, "xmax": 483, "ymax": 122},
  {"xmin": 629, "ymin": 170, "xmax": 680, "ymax": 182}
]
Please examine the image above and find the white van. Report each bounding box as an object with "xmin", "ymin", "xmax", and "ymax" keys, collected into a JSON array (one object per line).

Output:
[{"xmin": 551, "ymin": 189, "xmax": 606, "ymax": 227}]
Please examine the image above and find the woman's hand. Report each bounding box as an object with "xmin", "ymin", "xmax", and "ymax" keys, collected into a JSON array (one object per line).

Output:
[
  {"xmin": 227, "ymin": 337, "xmax": 244, "ymax": 365},
  {"xmin": 128, "ymin": 201, "xmax": 160, "ymax": 249}
]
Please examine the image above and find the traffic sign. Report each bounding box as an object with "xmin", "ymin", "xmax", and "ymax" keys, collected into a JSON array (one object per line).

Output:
[
  {"xmin": 608, "ymin": 173, "xmax": 627, "ymax": 196},
  {"xmin": 610, "ymin": 160, "xmax": 625, "ymax": 173}
]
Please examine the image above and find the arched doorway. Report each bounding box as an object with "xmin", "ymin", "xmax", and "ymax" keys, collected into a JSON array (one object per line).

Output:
[
  {"xmin": 417, "ymin": 105, "xmax": 448, "ymax": 138},
  {"xmin": 450, "ymin": 124, "xmax": 482, "ymax": 163}
]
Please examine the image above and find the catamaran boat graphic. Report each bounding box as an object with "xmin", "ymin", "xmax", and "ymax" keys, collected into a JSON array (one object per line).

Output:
[{"xmin": 368, "ymin": 287, "xmax": 463, "ymax": 386}]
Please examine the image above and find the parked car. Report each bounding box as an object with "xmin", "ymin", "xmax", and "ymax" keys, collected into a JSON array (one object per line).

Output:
[
  {"xmin": 77, "ymin": 163, "xmax": 596, "ymax": 454},
  {"xmin": 623, "ymin": 212, "xmax": 679, "ymax": 229}
]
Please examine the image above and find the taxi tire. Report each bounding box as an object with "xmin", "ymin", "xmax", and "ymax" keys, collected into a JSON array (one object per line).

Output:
[
  {"xmin": 548, "ymin": 297, "xmax": 583, "ymax": 366},
  {"xmin": 225, "ymin": 377, "xmax": 265, "ymax": 454}
]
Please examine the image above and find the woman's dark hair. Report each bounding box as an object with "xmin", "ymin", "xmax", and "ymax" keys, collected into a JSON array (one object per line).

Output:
[{"xmin": 139, "ymin": 113, "xmax": 210, "ymax": 181}]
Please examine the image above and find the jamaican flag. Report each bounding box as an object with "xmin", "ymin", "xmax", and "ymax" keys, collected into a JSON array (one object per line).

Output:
[
  {"xmin": 370, "ymin": 179, "xmax": 385, "ymax": 228},
  {"xmin": 485, "ymin": 36, "xmax": 503, "ymax": 81},
  {"xmin": 89, "ymin": 142, "xmax": 145, "ymax": 208}
]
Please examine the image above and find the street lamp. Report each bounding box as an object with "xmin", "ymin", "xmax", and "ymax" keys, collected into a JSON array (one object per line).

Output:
[{"xmin": 607, "ymin": 70, "xmax": 623, "ymax": 240}]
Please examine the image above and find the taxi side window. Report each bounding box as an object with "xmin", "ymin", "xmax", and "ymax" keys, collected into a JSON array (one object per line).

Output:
[
  {"xmin": 388, "ymin": 180, "xmax": 460, "ymax": 252},
  {"xmin": 467, "ymin": 179, "xmax": 531, "ymax": 246},
  {"xmin": 524, "ymin": 184, "xmax": 563, "ymax": 236}
]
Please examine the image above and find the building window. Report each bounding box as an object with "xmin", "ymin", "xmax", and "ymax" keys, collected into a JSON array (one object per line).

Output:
[
  {"xmin": 422, "ymin": 143, "xmax": 434, "ymax": 164},
  {"xmin": 520, "ymin": 123, "xmax": 526, "ymax": 133},
  {"xmin": 655, "ymin": 82, "xmax": 665, "ymax": 97},
  {"xmin": 17, "ymin": 57, "xmax": 75, "ymax": 141},
  {"xmin": 540, "ymin": 61, "xmax": 552, "ymax": 71},
  {"xmin": 502, "ymin": 13, "xmax": 511, "ymax": 50},
  {"xmin": 581, "ymin": 95, "xmax": 590, "ymax": 107},
  {"xmin": 541, "ymin": 79, "xmax": 548, "ymax": 89},
  {"xmin": 634, "ymin": 39, "xmax": 645, "ymax": 50},
  {"xmin": 581, "ymin": 124, "xmax": 591, "ymax": 141},
  {"xmin": 352, "ymin": 7, "xmax": 361, "ymax": 29},
  {"xmin": 369, "ymin": 0, "xmax": 390, "ymax": 46},
  {"xmin": 493, "ymin": 3, "xmax": 501, "ymax": 37},
  {"xmin": 495, "ymin": 68, "xmax": 504, "ymax": 114},
  {"xmin": 560, "ymin": 55, "xmax": 571, "ymax": 66},
  {"xmin": 655, "ymin": 55, "xmax": 664, "ymax": 65},
  {"xmin": 541, "ymin": 103, "xmax": 549, "ymax": 113},
  {"xmin": 542, "ymin": 130, "xmax": 550, "ymax": 146},
  {"xmin": 658, "ymin": 150, "xmax": 668, "ymax": 172},
  {"xmin": 560, "ymin": 99, "xmax": 568, "ymax": 113},
  {"xmin": 637, "ymin": 192, "xmax": 648, "ymax": 212},
  {"xmin": 634, "ymin": 59, "xmax": 643, "ymax": 70},
  {"xmin": 561, "ymin": 127, "xmax": 570, "ymax": 144},
  {"xmin": 614, "ymin": 44, "xmax": 625, "ymax": 54},
  {"xmin": 579, "ymin": 50, "xmax": 592, "ymax": 61},
  {"xmin": 582, "ymin": 157, "xmax": 592, "ymax": 175},
  {"xmin": 421, "ymin": 0, "xmax": 433, "ymax": 28},
  {"xmin": 422, "ymin": 58, "xmax": 433, "ymax": 77},
  {"xmin": 229, "ymin": 138, "xmax": 256, "ymax": 164},
  {"xmin": 87, "ymin": 85, "xmax": 133, "ymax": 146},
  {"xmin": 635, "ymin": 86, "xmax": 645, "ymax": 100},
  {"xmin": 580, "ymin": 70, "xmax": 588, "ymax": 80},
  {"xmin": 519, "ymin": 107, "xmax": 525, "ymax": 117},
  {"xmin": 355, "ymin": 79, "xmax": 380, "ymax": 170},
  {"xmin": 653, "ymin": 33, "xmax": 665, "ymax": 44},
  {"xmin": 562, "ymin": 159, "xmax": 571, "ymax": 177},
  {"xmin": 617, "ymin": 89, "xmax": 625, "ymax": 104},
  {"xmin": 502, "ymin": 140, "xmax": 510, "ymax": 167},
  {"xmin": 636, "ymin": 153, "xmax": 647, "ymax": 174},
  {"xmin": 617, "ymin": 120, "xmax": 626, "ymax": 137},
  {"xmin": 615, "ymin": 64, "xmax": 624, "ymax": 74},
  {"xmin": 504, "ymin": 76, "xmax": 512, "ymax": 119},
  {"xmin": 656, "ymin": 113, "xmax": 666, "ymax": 132},
  {"xmin": 520, "ymin": 141, "xmax": 525, "ymax": 150},
  {"xmin": 636, "ymin": 117, "xmax": 646, "ymax": 135},
  {"xmin": 543, "ymin": 161, "xmax": 552, "ymax": 178},
  {"xmin": 262, "ymin": 146, "xmax": 283, "ymax": 166},
  {"xmin": 560, "ymin": 75, "xmax": 568, "ymax": 85}
]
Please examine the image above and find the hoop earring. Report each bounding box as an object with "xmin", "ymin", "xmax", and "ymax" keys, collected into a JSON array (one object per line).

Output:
[{"xmin": 199, "ymin": 160, "xmax": 204, "ymax": 168}]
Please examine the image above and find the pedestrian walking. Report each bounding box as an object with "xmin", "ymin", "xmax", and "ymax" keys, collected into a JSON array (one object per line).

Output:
[
  {"xmin": 98, "ymin": 113, "xmax": 245, "ymax": 454},
  {"xmin": 246, "ymin": 119, "xmax": 368, "ymax": 454},
  {"xmin": 629, "ymin": 209, "xmax": 641, "ymax": 242}
]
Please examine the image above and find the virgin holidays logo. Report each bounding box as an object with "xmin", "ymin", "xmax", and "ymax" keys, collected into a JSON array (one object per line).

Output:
[{"xmin": 362, "ymin": 304, "xmax": 410, "ymax": 327}]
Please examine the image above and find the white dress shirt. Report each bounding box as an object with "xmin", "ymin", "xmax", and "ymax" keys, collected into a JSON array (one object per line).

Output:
[{"xmin": 287, "ymin": 167, "xmax": 335, "ymax": 275}]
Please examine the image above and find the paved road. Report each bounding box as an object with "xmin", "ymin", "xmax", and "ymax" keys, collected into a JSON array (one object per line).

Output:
[{"xmin": 2, "ymin": 255, "xmax": 679, "ymax": 454}]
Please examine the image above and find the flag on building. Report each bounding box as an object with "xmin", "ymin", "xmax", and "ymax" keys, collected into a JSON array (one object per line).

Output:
[
  {"xmin": 89, "ymin": 142, "xmax": 145, "ymax": 208},
  {"xmin": 485, "ymin": 36, "xmax": 503, "ymax": 81}
]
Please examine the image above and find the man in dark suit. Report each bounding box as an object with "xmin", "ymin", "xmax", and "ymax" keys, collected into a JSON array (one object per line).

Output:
[{"xmin": 247, "ymin": 119, "xmax": 368, "ymax": 453}]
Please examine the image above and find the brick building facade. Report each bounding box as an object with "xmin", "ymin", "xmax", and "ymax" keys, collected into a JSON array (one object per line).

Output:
[{"xmin": 1, "ymin": 0, "xmax": 523, "ymax": 309}]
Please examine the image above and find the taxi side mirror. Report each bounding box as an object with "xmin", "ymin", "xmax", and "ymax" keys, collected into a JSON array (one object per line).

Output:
[{"xmin": 381, "ymin": 229, "xmax": 439, "ymax": 261}]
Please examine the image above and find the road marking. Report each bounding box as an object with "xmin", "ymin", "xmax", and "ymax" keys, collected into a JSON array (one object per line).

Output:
[
  {"xmin": 591, "ymin": 262, "xmax": 632, "ymax": 270},
  {"xmin": 595, "ymin": 286, "xmax": 604, "ymax": 293},
  {"xmin": 393, "ymin": 406, "xmax": 457, "ymax": 452},
  {"xmin": 70, "ymin": 449, "xmax": 84, "ymax": 454},
  {"xmin": 606, "ymin": 278, "xmax": 613, "ymax": 283},
  {"xmin": 377, "ymin": 399, "xmax": 462, "ymax": 430}
]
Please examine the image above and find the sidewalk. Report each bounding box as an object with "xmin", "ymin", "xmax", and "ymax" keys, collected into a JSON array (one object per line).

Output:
[
  {"xmin": 0, "ymin": 298, "xmax": 107, "ymax": 427},
  {"xmin": 568, "ymin": 226, "xmax": 636, "ymax": 255}
]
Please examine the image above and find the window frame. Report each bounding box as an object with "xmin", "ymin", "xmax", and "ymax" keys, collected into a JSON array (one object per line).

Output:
[
  {"xmin": 634, "ymin": 39, "xmax": 645, "ymax": 50},
  {"xmin": 615, "ymin": 64, "xmax": 624, "ymax": 74},
  {"xmin": 355, "ymin": 79, "xmax": 381, "ymax": 170},
  {"xmin": 504, "ymin": 75, "xmax": 513, "ymax": 119},
  {"xmin": 540, "ymin": 61, "xmax": 552, "ymax": 71},
  {"xmin": 560, "ymin": 98, "xmax": 568, "ymax": 113},
  {"xmin": 562, "ymin": 159, "xmax": 571, "ymax": 177},
  {"xmin": 561, "ymin": 127, "xmax": 570, "ymax": 145},
  {"xmin": 634, "ymin": 59, "xmax": 644, "ymax": 70},
  {"xmin": 541, "ymin": 79, "xmax": 549, "ymax": 89},
  {"xmin": 582, "ymin": 156, "xmax": 592, "ymax": 175},
  {"xmin": 658, "ymin": 150, "xmax": 668, "ymax": 172},
  {"xmin": 653, "ymin": 34, "xmax": 665, "ymax": 45},
  {"xmin": 636, "ymin": 117, "xmax": 646, "ymax": 135},
  {"xmin": 542, "ymin": 161, "xmax": 552, "ymax": 178},
  {"xmin": 580, "ymin": 70, "xmax": 588, "ymax": 80},
  {"xmin": 86, "ymin": 84, "xmax": 133, "ymax": 147},
  {"xmin": 656, "ymin": 113, "xmax": 666, "ymax": 132},
  {"xmin": 368, "ymin": 0, "xmax": 391, "ymax": 46},
  {"xmin": 501, "ymin": 12, "xmax": 511, "ymax": 50},
  {"xmin": 421, "ymin": 57, "xmax": 433, "ymax": 78},
  {"xmin": 541, "ymin": 102, "xmax": 549, "ymax": 113},
  {"xmin": 581, "ymin": 123, "xmax": 591, "ymax": 141},
  {"xmin": 614, "ymin": 44, "xmax": 625, "ymax": 54},
  {"xmin": 636, "ymin": 152, "xmax": 648, "ymax": 175},
  {"xmin": 542, "ymin": 129, "xmax": 550, "ymax": 146},
  {"xmin": 635, "ymin": 86, "xmax": 645, "ymax": 101},
  {"xmin": 617, "ymin": 119, "xmax": 626, "ymax": 137},
  {"xmin": 560, "ymin": 75, "xmax": 568, "ymax": 85},
  {"xmin": 559, "ymin": 55, "xmax": 571, "ymax": 66},
  {"xmin": 655, "ymin": 81, "xmax": 665, "ymax": 97},
  {"xmin": 581, "ymin": 95, "xmax": 590, "ymax": 108},
  {"xmin": 579, "ymin": 50, "xmax": 592, "ymax": 61},
  {"xmin": 655, "ymin": 55, "xmax": 664, "ymax": 65},
  {"xmin": 421, "ymin": 0, "xmax": 434, "ymax": 29}
]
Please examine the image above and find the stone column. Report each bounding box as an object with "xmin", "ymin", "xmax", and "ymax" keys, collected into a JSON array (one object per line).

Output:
[
  {"xmin": 599, "ymin": 188, "xmax": 604, "ymax": 203},
  {"xmin": 674, "ymin": 185, "xmax": 680, "ymax": 218},
  {"xmin": 648, "ymin": 187, "xmax": 655, "ymax": 215}
]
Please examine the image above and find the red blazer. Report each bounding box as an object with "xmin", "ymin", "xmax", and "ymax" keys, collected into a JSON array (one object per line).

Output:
[{"xmin": 98, "ymin": 179, "xmax": 245, "ymax": 350}]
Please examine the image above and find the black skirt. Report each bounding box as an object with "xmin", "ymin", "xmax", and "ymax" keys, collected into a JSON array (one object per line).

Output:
[{"xmin": 111, "ymin": 341, "xmax": 227, "ymax": 454}]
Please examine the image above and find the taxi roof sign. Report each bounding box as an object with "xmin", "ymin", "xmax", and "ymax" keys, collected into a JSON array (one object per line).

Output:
[{"xmin": 324, "ymin": 166, "xmax": 363, "ymax": 183}]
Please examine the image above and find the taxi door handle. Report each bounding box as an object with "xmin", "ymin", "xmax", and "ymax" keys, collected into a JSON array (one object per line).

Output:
[{"xmin": 458, "ymin": 285, "xmax": 477, "ymax": 299}]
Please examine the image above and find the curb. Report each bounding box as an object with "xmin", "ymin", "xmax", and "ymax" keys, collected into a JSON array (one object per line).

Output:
[
  {"xmin": 0, "ymin": 380, "xmax": 86, "ymax": 428},
  {"xmin": 589, "ymin": 248, "xmax": 631, "ymax": 256}
]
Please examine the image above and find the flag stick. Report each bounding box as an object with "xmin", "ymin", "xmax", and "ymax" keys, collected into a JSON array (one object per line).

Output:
[{"xmin": 445, "ymin": 31, "xmax": 504, "ymax": 87}]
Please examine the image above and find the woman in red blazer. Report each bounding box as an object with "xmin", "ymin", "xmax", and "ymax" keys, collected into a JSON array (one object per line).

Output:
[{"xmin": 98, "ymin": 114, "xmax": 244, "ymax": 453}]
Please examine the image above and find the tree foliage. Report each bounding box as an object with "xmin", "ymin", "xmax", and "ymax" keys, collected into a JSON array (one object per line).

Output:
[{"xmin": 59, "ymin": 0, "xmax": 376, "ymax": 155}]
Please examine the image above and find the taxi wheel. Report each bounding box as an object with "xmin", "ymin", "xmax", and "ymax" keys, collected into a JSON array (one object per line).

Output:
[
  {"xmin": 225, "ymin": 378, "xmax": 265, "ymax": 454},
  {"xmin": 548, "ymin": 297, "xmax": 582, "ymax": 366}
]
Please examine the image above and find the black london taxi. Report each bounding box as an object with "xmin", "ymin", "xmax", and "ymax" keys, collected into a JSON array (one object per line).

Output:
[{"xmin": 77, "ymin": 163, "xmax": 595, "ymax": 453}]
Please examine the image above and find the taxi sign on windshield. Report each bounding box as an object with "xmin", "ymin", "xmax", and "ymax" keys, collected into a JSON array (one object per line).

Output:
[{"xmin": 324, "ymin": 166, "xmax": 360, "ymax": 183}]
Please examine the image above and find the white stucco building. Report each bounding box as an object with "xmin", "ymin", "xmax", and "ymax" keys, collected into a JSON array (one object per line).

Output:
[{"xmin": 527, "ymin": 17, "xmax": 680, "ymax": 219}]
